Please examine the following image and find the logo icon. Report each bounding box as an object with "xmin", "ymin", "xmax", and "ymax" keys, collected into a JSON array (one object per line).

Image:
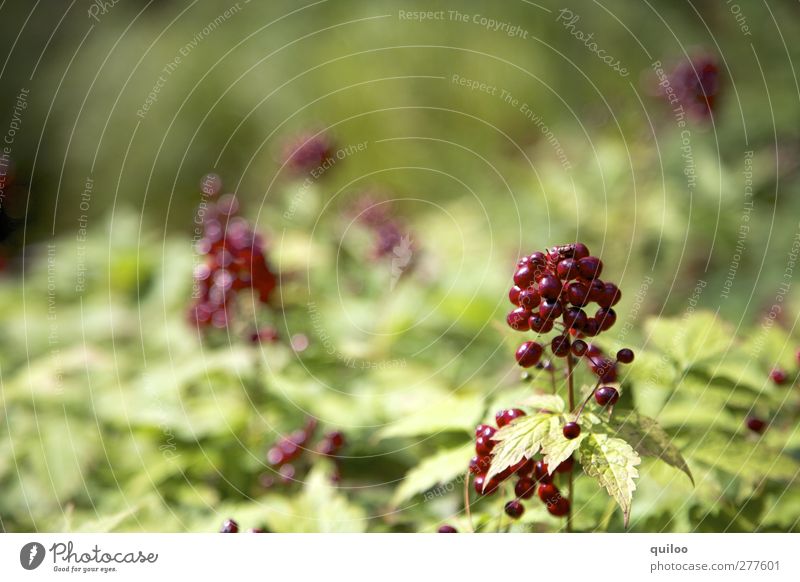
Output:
[{"xmin": 20, "ymin": 542, "xmax": 45, "ymax": 570}]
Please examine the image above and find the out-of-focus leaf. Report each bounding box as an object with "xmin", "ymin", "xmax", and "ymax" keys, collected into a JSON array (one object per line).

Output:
[
  {"xmin": 579, "ymin": 433, "xmax": 641, "ymax": 527},
  {"xmin": 392, "ymin": 443, "xmax": 472, "ymax": 506}
]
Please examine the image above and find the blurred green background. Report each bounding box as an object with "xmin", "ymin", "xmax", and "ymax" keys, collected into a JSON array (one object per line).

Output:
[{"xmin": 1, "ymin": 0, "xmax": 799, "ymax": 532}]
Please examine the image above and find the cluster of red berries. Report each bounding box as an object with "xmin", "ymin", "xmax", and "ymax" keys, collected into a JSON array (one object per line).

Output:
[
  {"xmin": 187, "ymin": 176, "xmax": 277, "ymax": 331},
  {"xmin": 667, "ymin": 54, "xmax": 720, "ymax": 120},
  {"xmin": 260, "ymin": 417, "xmax": 346, "ymax": 488},
  {"xmin": 507, "ymin": 243, "xmax": 630, "ymax": 378},
  {"xmin": 281, "ymin": 130, "xmax": 335, "ymax": 175},
  {"xmin": 219, "ymin": 519, "xmax": 264, "ymax": 533},
  {"xmin": 469, "ymin": 410, "xmax": 571, "ymax": 519}
]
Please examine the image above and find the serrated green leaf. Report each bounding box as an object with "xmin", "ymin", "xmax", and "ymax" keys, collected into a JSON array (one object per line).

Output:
[
  {"xmin": 392, "ymin": 443, "xmax": 473, "ymax": 506},
  {"xmin": 523, "ymin": 392, "xmax": 566, "ymax": 413},
  {"xmin": 485, "ymin": 412, "xmax": 558, "ymax": 484},
  {"xmin": 608, "ymin": 411, "xmax": 693, "ymax": 485},
  {"xmin": 579, "ymin": 433, "xmax": 641, "ymax": 527},
  {"xmin": 685, "ymin": 433, "xmax": 798, "ymax": 485}
]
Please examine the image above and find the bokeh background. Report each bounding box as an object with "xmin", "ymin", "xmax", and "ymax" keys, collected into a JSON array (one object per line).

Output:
[{"xmin": 1, "ymin": 0, "xmax": 799, "ymax": 532}]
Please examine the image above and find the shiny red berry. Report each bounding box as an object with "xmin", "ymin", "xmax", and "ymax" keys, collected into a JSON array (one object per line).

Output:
[
  {"xmin": 438, "ymin": 525, "xmax": 458, "ymax": 533},
  {"xmin": 616, "ymin": 348, "xmax": 634, "ymax": 364},
  {"xmin": 562, "ymin": 422, "xmax": 581, "ymax": 439},
  {"xmin": 577, "ymin": 256, "xmax": 603, "ymax": 279},
  {"xmin": 595, "ymin": 307, "xmax": 617, "ymax": 331},
  {"xmin": 507, "ymin": 307, "xmax": 532, "ymax": 331},
  {"xmin": 597, "ymin": 282, "xmax": 621, "ymax": 307},
  {"xmin": 571, "ymin": 339, "xmax": 588, "ymax": 357},
  {"xmin": 513, "ymin": 265, "xmax": 537, "ymax": 288},
  {"xmin": 540, "ymin": 299, "xmax": 563, "ymax": 321},
  {"xmin": 220, "ymin": 519, "xmax": 239, "ymax": 533},
  {"xmin": 509, "ymin": 286, "xmax": 522, "ymax": 305},
  {"xmin": 547, "ymin": 496, "xmax": 570, "ymax": 517},
  {"xmin": 469, "ymin": 455, "xmax": 491, "ymax": 475},
  {"xmin": 515, "ymin": 476, "xmax": 536, "ymax": 499},
  {"xmin": 770, "ymin": 368, "xmax": 787, "ymax": 385},
  {"xmin": 595, "ymin": 386, "xmax": 619, "ymax": 406},
  {"xmin": 518, "ymin": 287, "xmax": 541, "ymax": 309},
  {"xmin": 504, "ymin": 500, "xmax": 525, "ymax": 519},
  {"xmin": 532, "ymin": 461, "xmax": 551, "ymax": 483},
  {"xmin": 475, "ymin": 424, "xmax": 496, "ymax": 438},
  {"xmin": 529, "ymin": 314, "xmax": 555, "ymax": 333},
  {"xmin": 567, "ymin": 282, "xmax": 590, "ymax": 306},
  {"xmin": 573, "ymin": 243, "xmax": 590, "ymax": 259},
  {"xmin": 563, "ymin": 307, "xmax": 588, "ymax": 331},
  {"xmin": 551, "ymin": 334, "xmax": 571, "ymax": 357},
  {"xmin": 475, "ymin": 436, "xmax": 495, "ymax": 456},
  {"xmin": 556, "ymin": 258, "xmax": 578, "ymax": 280},
  {"xmin": 515, "ymin": 341, "xmax": 543, "ymax": 368},
  {"xmin": 555, "ymin": 455, "xmax": 574, "ymax": 473},
  {"xmin": 538, "ymin": 275, "xmax": 562, "ymax": 300},
  {"xmin": 496, "ymin": 408, "xmax": 527, "ymax": 427},
  {"xmin": 538, "ymin": 482, "xmax": 560, "ymax": 504}
]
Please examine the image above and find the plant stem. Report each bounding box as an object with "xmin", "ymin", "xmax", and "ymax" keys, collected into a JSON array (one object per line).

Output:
[
  {"xmin": 566, "ymin": 354, "xmax": 576, "ymax": 411},
  {"xmin": 464, "ymin": 470, "xmax": 475, "ymax": 533},
  {"xmin": 567, "ymin": 469, "xmax": 574, "ymax": 533}
]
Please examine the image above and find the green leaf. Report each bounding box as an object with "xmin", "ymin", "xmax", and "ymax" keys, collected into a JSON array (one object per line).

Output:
[
  {"xmin": 645, "ymin": 311, "xmax": 732, "ymax": 369},
  {"xmin": 485, "ymin": 411, "xmax": 559, "ymax": 484},
  {"xmin": 523, "ymin": 392, "xmax": 566, "ymax": 413},
  {"xmin": 392, "ymin": 443, "xmax": 473, "ymax": 506},
  {"xmin": 542, "ymin": 421, "xmax": 587, "ymax": 474},
  {"xmin": 376, "ymin": 394, "xmax": 483, "ymax": 440},
  {"xmin": 579, "ymin": 433, "xmax": 641, "ymax": 527},
  {"xmin": 608, "ymin": 411, "xmax": 693, "ymax": 485}
]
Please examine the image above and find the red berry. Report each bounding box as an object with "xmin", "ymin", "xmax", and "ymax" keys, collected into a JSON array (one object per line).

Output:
[
  {"xmin": 563, "ymin": 307, "xmax": 588, "ymax": 331},
  {"xmin": 529, "ymin": 314, "xmax": 555, "ymax": 333},
  {"xmin": 770, "ymin": 368, "xmax": 787, "ymax": 385},
  {"xmin": 562, "ymin": 422, "xmax": 581, "ymax": 439},
  {"xmin": 616, "ymin": 348, "xmax": 634, "ymax": 364},
  {"xmin": 507, "ymin": 307, "xmax": 532, "ymax": 331},
  {"xmin": 551, "ymin": 334, "xmax": 571, "ymax": 357},
  {"xmin": 475, "ymin": 436, "xmax": 495, "ymax": 456},
  {"xmin": 540, "ymin": 299, "xmax": 563, "ymax": 321},
  {"xmin": 532, "ymin": 461, "xmax": 551, "ymax": 483},
  {"xmin": 515, "ymin": 341, "xmax": 543, "ymax": 368},
  {"xmin": 538, "ymin": 275, "xmax": 561, "ymax": 300},
  {"xmin": 571, "ymin": 339, "xmax": 588, "ymax": 357},
  {"xmin": 220, "ymin": 519, "xmax": 239, "ymax": 533},
  {"xmin": 515, "ymin": 476, "xmax": 536, "ymax": 499},
  {"xmin": 595, "ymin": 307, "xmax": 617, "ymax": 331},
  {"xmin": 577, "ymin": 256, "xmax": 603, "ymax": 279},
  {"xmin": 475, "ymin": 424, "xmax": 496, "ymax": 438},
  {"xmin": 573, "ymin": 243, "xmax": 590, "ymax": 259},
  {"xmin": 438, "ymin": 525, "xmax": 458, "ymax": 533},
  {"xmin": 555, "ymin": 455, "xmax": 574, "ymax": 473},
  {"xmin": 595, "ymin": 386, "xmax": 619, "ymax": 406},
  {"xmin": 496, "ymin": 408, "xmax": 527, "ymax": 427},
  {"xmin": 597, "ymin": 282, "xmax": 622, "ymax": 307},
  {"xmin": 547, "ymin": 496, "xmax": 570, "ymax": 517},
  {"xmin": 538, "ymin": 482, "xmax": 560, "ymax": 504},
  {"xmin": 746, "ymin": 416, "xmax": 766, "ymax": 434},
  {"xmin": 509, "ymin": 286, "xmax": 522, "ymax": 305},
  {"xmin": 518, "ymin": 287, "xmax": 541, "ymax": 309},
  {"xmin": 567, "ymin": 282, "xmax": 590, "ymax": 306},
  {"xmin": 514, "ymin": 265, "xmax": 537, "ymax": 288},
  {"xmin": 556, "ymin": 258, "xmax": 578, "ymax": 280},
  {"xmin": 469, "ymin": 455, "xmax": 491, "ymax": 475},
  {"xmin": 504, "ymin": 500, "xmax": 525, "ymax": 519}
]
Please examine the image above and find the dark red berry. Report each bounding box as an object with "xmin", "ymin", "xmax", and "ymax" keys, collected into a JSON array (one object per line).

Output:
[
  {"xmin": 563, "ymin": 307, "xmax": 588, "ymax": 331},
  {"xmin": 529, "ymin": 251, "xmax": 547, "ymax": 266},
  {"xmin": 571, "ymin": 339, "xmax": 588, "ymax": 357},
  {"xmin": 529, "ymin": 314, "xmax": 555, "ymax": 333},
  {"xmin": 532, "ymin": 461, "xmax": 551, "ymax": 483},
  {"xmin": 577, "ymin": 256, "xmax": 603, "ymax": 279},
  {"xmin": 556, "ymin": 258, "xmax": 578, "ymax": 280},
  {"xmin": 746, "ymin": 416, "xmax": 766, "ymax": 434},
  {"xmin": 515, "ymin": 476, "xmax": 536, "ymax": 499},
  {"xmin": 438, "ymin": 525, "xmax": 457, "ymax": 533},
  {"xmin": 518, "ymin": 287, "xmax": 541, "ymax": 309},
  {"xmin": 573, "ymin": 243, "xmax": 590, "ymax": 259},
  {"xmin": 220, "ymin": 519, "xmax": 239, "ymax": 533},
  {"xmin": 595, "ymin": 386, "xmax": 619, "ymax": 406},
  {"xmin": 475, "ymin": 436, "xmax": 495, "ymax": 456},
  {"xmin": 562, "ymin": 422, "xmax": 581, "ymax": 439},
  {"xmin": 547, "ymin": 496, "xmax": 570, "ymax": 517},
  {"xmin": 616, "ymin": 348, "xmax": 634, "ymax": 364},
  {"xmin": 504, "ymin": 500, "xmax": 525, "ymax": 519},
  {"xmin": 509, "ymin": 285, "xmax": 522, "ymax": 305},
  {"xmin": 595, "ymin": 307, "xmax": 617, "ymax": 331},
  {"xmin": 539, "ymin": 299, "xmax": 563, "ymax": 321},
  {"xmin": 515, "ymin": 341, "xmax": 543, "ymax": 368},
  {"xmin": 567, "ymin": 282, "xmax": 590, "ymax": 306},
  {"xmin": 587, "ymin": 278, "xmax": 605, "ymax": 302},
  {"xmin": 538, "ymin": 275, "xmax": 562, "ymax": 300},
  {"xmin": 514, "ymin": 265, "xmax": 537, "ymax": 288},
  {"xmin": 475, "ymin": 424, "xmax": 497, "ymax": 439},
  {"xmin": 582, "ymin": 318, "xmax": 600, "ymax": 337},
  {"xmin": 507, "ymin": 307, "xmax": 532, "ymax": 331},
  {"xmin": 496, "ymin": 408, "xmax": 526, "ymax": 427},
  {"xmin": 770, "ymin": 368, "xmax": 787, "ymax": 385},
  {"xmin": 555, "ymin": 455, "xmax": 574, "ymax": 473},
  {"xmin": 538, "ymin": 482, "xmax": 560, "ymax": 504},
  {"xmin": 597, "ymin": 282, "xmax": 621, "ymax": 308},
  {"xmin": 551, "ymin": 334, "xmax": 571, "ymax": 357},
  {"xmin": 469, "ymin": 456, "xmax": 487, "ymax": 475}
]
